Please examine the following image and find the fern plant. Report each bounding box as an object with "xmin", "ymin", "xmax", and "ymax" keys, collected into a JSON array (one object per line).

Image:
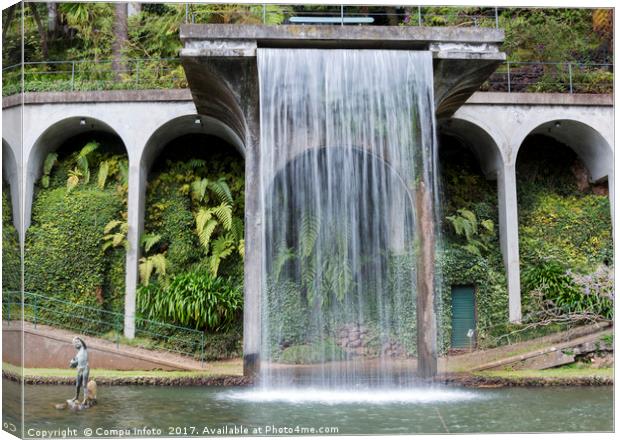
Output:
[
  {"xmin": 139, "ymin": 253, "xmax": 168, "ymax": 286},
  {"xmin": 192, "ymin": 177, "xmax": 243, "ymax": 277},
  {"xmin": 102, "ymin": 219, "xmax": 128, "ymax": 250},
  {"xmin": 271, "ymin": 212, "xmax": 355, "ymax": 310},
  {"xmin": 446, "ymin": 208, "xmax": 495, "ymax": 256}
]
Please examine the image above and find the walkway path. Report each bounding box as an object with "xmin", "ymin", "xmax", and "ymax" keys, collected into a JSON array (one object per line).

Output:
[
  {"xmin": 442, "ymin": 322, "xmax": 612, "ymax": 372},
  {"xmin": 3, "ymin": 321, "xmax": 241, "ymax": 373}
]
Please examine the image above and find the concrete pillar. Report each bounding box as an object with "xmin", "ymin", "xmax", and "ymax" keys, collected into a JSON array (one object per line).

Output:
[
  {"xmin": 415, "ymin": 180, "xmax": 437, "ymax": 377},
  {"xmin": 243, "ymin": 129, "xmax": 262, "ymax": 376},
  {"xmin": 24, "ymin": 169, "xmax": 35, "ymax": 233},
  {"xmin": 607, "ymin": 171, "xmax": 614, "ymax": 226},
  {"xmin": 2, "ymin": 146, "xmax": 22, "ymax": 238},
  {"xmin": 124, "ymin": 159, "xmax": 147, "ymax": 338},
  {"xmin": 497, "ymin": 163, "xmax": 522, "ymax": 323}
]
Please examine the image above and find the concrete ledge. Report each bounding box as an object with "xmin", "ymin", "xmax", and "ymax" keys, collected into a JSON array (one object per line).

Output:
[
  {"xmin": 5, "ymin": 90, "xmax": 611, "ymax": 109},
  {"xmin": 2, "ymin": 89, "xmax": 193, "ymax": 109},
  {"xmin": 181, "ymin": 24, "xmax": 504, "ymax": 47},
  {"xmin": 466, "ymin": 91, "xmax": 613, "ymax": 106}
]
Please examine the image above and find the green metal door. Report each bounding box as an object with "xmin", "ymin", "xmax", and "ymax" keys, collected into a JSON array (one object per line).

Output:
[{"xmin": 451, "ymin": 286, "xmax": 476, "ymax": 348}]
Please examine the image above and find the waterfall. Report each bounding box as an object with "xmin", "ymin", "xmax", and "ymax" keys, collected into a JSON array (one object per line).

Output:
[{"xmin": 258, "ymin": 48, "xmax": 440, "ymax": 389}]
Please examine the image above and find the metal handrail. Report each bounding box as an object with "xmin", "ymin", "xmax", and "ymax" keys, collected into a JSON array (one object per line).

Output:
[
  {"xmin": 2, "ymin": 59, "xmax": 612, "ymax": 96},
  {"xmin": 2, "ymin": 290, "xmax": 206, "ymax": 366},
  {"xmin": 182, "ymin": 4, "xmax": 503, "ymax": 28}
]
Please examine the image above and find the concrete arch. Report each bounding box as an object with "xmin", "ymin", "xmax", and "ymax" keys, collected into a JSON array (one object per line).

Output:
[
  {"xmin": 268, "ymin": 145, "xmax": 414, "ymax": 198},
  {"xmin": 140, "ymin": 114, "xmax": 245, "ymax": 173},
  {"xmin": 123, "ymin": 113, "xmax": 246, "ymax": 339},
  {"xmin": 2, "ymin": 139, "xmax": 21, "ymax": 232},
  {"xmin": 439, "ymin": 117, "xmax": 505, "ymax": 179},
  {"xmin": 515, "ymin": 119, "xmax": 613, "ymax": 183},
  {"xmin": 24, "ymin": 116, "xmax": 128, "ymax": 230},
  {"xmin": 439, "ymin": 116, "xmax": 521, "ymax": 323}
]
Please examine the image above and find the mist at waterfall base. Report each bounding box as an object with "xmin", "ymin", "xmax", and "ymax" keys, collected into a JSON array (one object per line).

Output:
[{"xmin": 240, "ymin": 48, "xmax": 447, "ymax": 402}]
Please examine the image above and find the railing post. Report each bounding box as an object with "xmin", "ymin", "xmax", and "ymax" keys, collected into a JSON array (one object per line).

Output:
[
  {"xmin": 185, "ymin": 3, "xmax": 189, "ymax": 23},
  {"xmin": 568, "ymin": 62, "xmax": 573, "ymax": 93},
  {"xmin": 418, "ymin": 6, "xmax": 422, "ymax": 26},
  {"xmin": 200, "ymin": 332, "xmax": 205, "ymax": 368},
  {"xmin": 115, "ymin": 316, "xmax": 120, "ymax": 349},
  {"xmin": 506, "ymin": 61, "xmax": 511, "ymax": 93},
  {"xmin": 262, "ymin": 4, "xmax": 266, "ymax": 24},
  {"xmin": 70, "ymin": 61, "xmax": 75, "ymax": 91},
  {"xmin": 135, "ymin": 60, "xmax": 140, "ymax": 85},
  {"xmin": 340, "ymin": 4, "xmax": 344, "ymax": 26},
  {"xmin": 495, "ymin": 7, "xmax": 499, "ymax": 29},
  {"xmin": 33, "ymin": 295, "xmax": 37, "ymax": 329},
  {"xmin": 6, "ymin": 290, "xmax": 10, "ymax": 323}
]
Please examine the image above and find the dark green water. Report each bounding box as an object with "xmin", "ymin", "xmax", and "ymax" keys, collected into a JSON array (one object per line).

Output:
[{"xmin": 2, "ymin": 379, "xmax": 613, "ymax": 437}]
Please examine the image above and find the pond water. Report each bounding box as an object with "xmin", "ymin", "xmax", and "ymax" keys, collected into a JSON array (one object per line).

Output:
[{"xmin": 2, "ymin": 379, "xmax": 613, "ymax": 436}]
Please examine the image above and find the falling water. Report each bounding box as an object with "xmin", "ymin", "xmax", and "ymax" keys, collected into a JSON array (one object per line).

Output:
[{"xmin": 258, "ymin": 49, "xmax": 440, "ymax": 389}]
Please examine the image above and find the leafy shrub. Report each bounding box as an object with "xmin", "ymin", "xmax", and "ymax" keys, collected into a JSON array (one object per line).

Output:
[
  {"xmin": 137, "ymin": 271, "xmax": 242, "ymax": 331},
  {"xmin": 25, "ymin": 186, "xmax": 125, "ymax": 331},
  {"xmin": 522, "ymin": 260, "xmax": 576, "ymax": 300},
  {"xmin": 566, "ymin": 265, "xmax": 613, "ymax": 319}
]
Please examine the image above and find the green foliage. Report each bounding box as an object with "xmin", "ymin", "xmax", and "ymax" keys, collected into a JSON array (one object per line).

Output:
[
  {"xmin": 517, "ymin": 140, "xmax": 612, "ymax": 273},
  {"xmin": 102, "ymin": 220, "xmax": 128, "ymax": 251},
  {"xmin": 2, "ymin": 186, "xmax": 21, "ymax": 292},
  {"xmin": 522, "ymin": 260, "xmax": 575, "ymax": 300},
  {"xmin": 135, "ymin": 153, "xmax": 245, "ymax": 352},
  {"xmin": 440, "ymin": 137, "xmax": 612, "ymax": 350},
  {"xmin": 438, "ymin": 244, "xmax": 508, "ymax": 351},
  {"xmin": 137, "ymin": 271, "xmax": 242, "ymax": 331},
  {"xmin": 446, "ymin": 208, "xmax": 495, "ymax": 256},
  {"xmin": 5, "ymin": 6, "xmax": 611, "ymax": 98},
  {"xmin": 265, "ymin": 280, "xmax": 310, "ymax": 351},
  {"xmin": 278, "ymin": 339, "xmax": 347, "ymax": 365},
  {"xmin": 24, "ymin": 138, "xmax": 128, "ymax": 332},
  {"xmin": 500, "ymin": 9, "xmax": 601, "ymax": 63},
  {"xmin": 140, "ymin": 233, "xmax": 162, "ymax": 253},
  {"xmin": 138, "ymin": 253, "xmax": 168, "ymax": 286},
  {"xmin": 519, "ymin": 193, "xmax": 612, "ymax": 272},
  {"xmin": 25, "ymin": 186, "xmax": 126, "ymax": 329},
  {"xmin": 41, "ymin": 153, "xmax": 58, "ymax": 188},
  {"xmin": 59, "ymin": 3, "xmax": 115, "ymax": 61}
]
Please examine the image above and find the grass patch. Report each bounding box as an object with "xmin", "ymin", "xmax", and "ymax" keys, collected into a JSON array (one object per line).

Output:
[
  {"xmin": 2, "ymin": 360, "xmax": 243, "ymax": 379},
  {"xmin": 476, "ymin": 366, "xmax": 613, "ymax": 379}
]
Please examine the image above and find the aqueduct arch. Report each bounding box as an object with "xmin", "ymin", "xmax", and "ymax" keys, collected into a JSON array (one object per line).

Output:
[
  {"xmin": 516, "ymin": 119, "xmax": 613, "ymax": 208},
  {"xmin": 25, "ymin": 116, "xmax": 128, "ymax": 230},
  {"xmin": 438, "ymin": 117, "xmax": 521, "ymax": 322},
  {"xmin": 122, "ymin": 113, "xmax": 246, "ymax": 338}
]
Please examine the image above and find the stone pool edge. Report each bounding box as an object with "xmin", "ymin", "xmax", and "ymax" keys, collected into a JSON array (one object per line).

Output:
[{"xmin": 3, "ymin": 370, "xmax": 612, "ymax": 388}]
